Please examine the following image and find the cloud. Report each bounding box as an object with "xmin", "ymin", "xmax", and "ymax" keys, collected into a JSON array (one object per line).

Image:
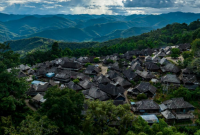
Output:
[{"xmin": 0, "ymin": 0, "xmax": 200, "ymax": 15}]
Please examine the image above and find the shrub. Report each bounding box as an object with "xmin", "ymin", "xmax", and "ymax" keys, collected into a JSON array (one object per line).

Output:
[
  {"xmin": 85, "ymin": 63, "xmax": 92, "ymax": 67},
  {"xmin": 93, "ymin": 58, "xmax": 100, "ymax": 63},
  {"xmin": 137, "ymin": 93, "xmax": 147, "ymax": 100},
  {"xmin": 73, "ymin": 79, "xmax": 80, "ymax": 84}
]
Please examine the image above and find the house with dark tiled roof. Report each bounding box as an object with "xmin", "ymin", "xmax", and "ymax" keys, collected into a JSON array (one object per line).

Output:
[
  {"xmin": 109, "ymin": 62, "xmax": 121, "ymax": 72},
  {"xmin": 112, "ymin": 76, "xmax": 132, "ymax": 88},
  {"xmin": 18, "ymin": 71, "xmax": 27, "ymax": 78},
  {"xmin": 152, "ymin": 55, "xmax": 161, "ymax": 64},
  {"xmin": 99, "ymin": 83, "xmax": 125, "ymax": 97},
  {"xmin": 61, "ymin": 61, "xmax": 82, "ymax": 71},
  {"xmin": 136, "ymin": 70, "xmax": 155, "ymax": 81},
  {"xmin": 159, "ymin": 58, "xmax": 170, "ymax": 66},
  {"xmin": 123, "ymin": 68, "xmax": 139, "ymax": 81},
  {"xmin": 87, "ymin": 86, "xmax": 110, "ymax": 101},
  {"xmin": 131, "ymin": 99, "xmax": 160, "ymax": 115},
  {"xmin": 27, "ymin": 82, "xmax": 51, "ymax": 96},
  {"xmin": 178, "ymin": 43, "xmax": 191, "ymax": 51},
  {"xmin": 93, "ymin": 74, "xmax": 111, "ymax": 85},
  {"xmin": 66, "ymin": 81, "xmax": 82, "ymax": 91},
  {"xmin": 130, "ymin": 62, "xmax": 143, "ymax": 71},
  {"xmin": 161, "ymin": 63, "xmax": 180, "ymax": 74},
  {"xmin": 144, "ymin": 62, "xmax": 160, "ymax": 72},
  {"xmin": 78, "ymin": 80, "xmax": 96, "ymax": 90},
  {"xmin": 77, "ymin": 57, "xmax": 90, "ymax": 63},
  {"xmin": 161, "ymin": 74, "xmax": 180, "ymax": 84},
  {"xmin": 161, "ymin": 98, "xmax": 195, "ymax": 121},
  {"xmin": 106, "ymin": 70, "xmax": 121, "ymax": 80},
  {"xmin": 129, "ymin": 82, "xmax": 157, "ymax": 98},
  {"xmin": 54, "ymin": 73, "xmax": 70, "ymax": 83},
  {"xmin": 85, "ymin": 65, "xmax": 101, "ymax": 75},
  {"xmin": 145, "ymin": 56, "xmax": 152, "ymax": 62}
]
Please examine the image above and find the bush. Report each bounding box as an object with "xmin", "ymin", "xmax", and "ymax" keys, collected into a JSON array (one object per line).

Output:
[
  {"xmin": 171, "ymin": 48, "xmax": 180, "ymax": 58},
  {"xmin": 93, "ymin": 58, "xmax": 100, "ymax": 63},
  {"xmin": 106, "ymin": 59, "xmax": 114, "ymax": 64},
  {"xmin": 137, "ymin": 93, "xmax": 147, "ymax": 100},
  {"xmin": 133, "ymin": 55, "xmax": 137, "ymax": 59},
  {"xmin": 73, "ymin": 79, "xmax": 80, "ymax": 84},
  {"xmin": 85, "ymin": 63, "xmax": 92, "ymax": 67}
]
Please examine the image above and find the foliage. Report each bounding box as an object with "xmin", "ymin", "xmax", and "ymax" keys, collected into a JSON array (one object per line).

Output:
[
  {"xmin": 4, "ymin": 114, "xmax": 58, "ymax": 135},
  {"xmin": 191, "ymin": 39, "xmax": 200, "ymax": 57},
  {"xmin": 0, "ymin": 43, "xmax": 32, "ymax": 129},
  {"xmin": 137, "ymin": 93, "xmax": 148, "ymax": 100},
  {"xmin": 189, "ymin": 58, "xmax": 200, "ymax": 76},
  {"xmin": 182, "ymin": 51, "xmax": 193, "ymax": 59},
  {"xmin": 82, "ymin": 100, "xmax": 136, "ymax": 135},
  {"xmin": 171, "ymin": 48, "xmax": 180, "ymax": 58},
  {"xmin": 73, "ymin": 78, "xmax": 80, "ymax": 84},
  {"xmin": 39, "ymin": 86, "xmax": 84, "ymax": 134},
  {"xmin": 85, "ymin": 62, "xmax": 92, "ymax": 67},
  {"xmin": 93, "ymin": 57, "xmax": 100, "ymax": 63},
  {"xmin": 132, "ymin": 55, "xmax": 136, "ymax": 59}
]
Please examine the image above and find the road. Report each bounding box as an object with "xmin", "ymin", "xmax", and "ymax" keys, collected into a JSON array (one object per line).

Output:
[
  {"xmin": 25, "ymin": 100, "xmax": 36, "ymax": 111},
  {"xmin": 166, "ymin": 55, "xmax": 184, "ymax": 65},
  {"xmin": 99, "ymin": 63, "xmax": 108, "ymax": 75}
]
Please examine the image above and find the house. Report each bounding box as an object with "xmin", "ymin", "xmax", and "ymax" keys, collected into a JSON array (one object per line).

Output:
[
  {"xmin": 159, "ymin": 58, "xmax": 170, "ymax": 66},
  {"xmin": 123, "ymin": 68, "xmax": 139, "ymax": 81},
  {"xmin": 54, "ymin": 73, "xmax": 70, "ymax": 83},
  {"xmin": 78, "ymin": 80, "xmax": 96, "ymax": 90},
  {"xmin": 87, "ymin": 86, "xmax": 110, "ymax": 101},
  {"xmin": 181, "ymin": 68, "xmax": 193, "ymax": 74},
  {"xmin": 27, "ymin": 82, "xmax": 51, "ymax": 96},
  {"xmin": 19, "ymin": 64, "xmax": 30, "ymax": 71},
  {"xmin": 136, "ymin": 70, "xmax": 155, "ymax": 80},
  {"xmin": 29, "ymin": 93, "xmax": 46, "ymax": 109},
  {"xmin": 17, "ymin": 71, "xmax": 27, "ymax": 78},
  {"xmin": 161, "ymin": 63, "xmax": 180, "ymax": 74},
  {"xmin": 178, "ymin": 43, "xmax": 191, "ymax": 51},
  {"xmin": 145, "ymin": 56, "xmax": 152, "ymax": 62},
  {"xmin": 109, "ymin": 62, "xmax": 121, "ymax": 72},
  {"xmin": 161, "ymin": 98, "xmax": 195, "ymax": 121},
  {"xmin": 140, "ymin": 115, "xmax": 159, "ymax": 124},
  {"xmin": 35, "ymin": 67, "xmax": 47, "ymax": 78},
  {"xmin": 77, "ymin": 57, "xmax": 90, "ymax": 63},
  {"xmin": 152, "ymin": 55, "xmax": 161, "ymax": 63},
  {"xmin": 99, "ymin": 83, "xmax": 125, "ymax": 97},
  {"xmin": 144, "ymin": 62, "xmax": 160, "ymax": 71},
  {"xmin": 85, "ymin": 65, "xmax": 101, "ymax": 75},
  {"xmin": 130, "ymin": 82, "xmax": 157, "ymax": 98},
  {"xmin": 115, "ymin": 93, "xmax": 126, "ymax": 101},
  {"xmin": 161, "ymin": 74, "xmax": 180, "ymax": 84},
  {"xmin": 157, "ymin": 49, "xmax": 166, "ymax": 58},
  {"xmin": 131, "ymin": 58, "xmax": 143, "ymax": 66},
  {"xmin": 66, "ymin": 81, "xmax": 82, "ymax": 91},
  {"xmin": 131, "ymin": 99, "xmax": 160, "ymax": 115},
  {"xmin": 112, "ymin": 76, "xmax": 132, "ymax": 88},
  {"xmin": 130, "ymin": 62, "xmax": 143, "ymax": 71},
  {"xmin": 61, "ymin": 61, "xmax": 82, "ymax": 71},
  {"xmin": 179, "ymin": 74, "xmax": 197, "ymax": 85},
  {"xmin": 93, "ymin": 74, "xmax": 111, "ymax": 85},
  {"xmin": 161, "ymin": 110, "xmax": 176, "ymax": 123},
  {"xmin": 113, "ymin": 100, "xmax": 125, "ymax": 106},
  {"xmin": 106, "ymin": 70, "xmax": 121, "ymax": 80}
]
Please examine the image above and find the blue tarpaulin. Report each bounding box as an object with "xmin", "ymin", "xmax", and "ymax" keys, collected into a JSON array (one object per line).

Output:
[
  {"xmin": 46, "ymin": 73, "xmax": 55, "ymax": 78},
  {"xmin": 140, "ymin": 115, "xmax": 159, "ymax": 124},
  {"xmin": 31, "ymin": 80, "xmax": 42, "ymax": 85}
]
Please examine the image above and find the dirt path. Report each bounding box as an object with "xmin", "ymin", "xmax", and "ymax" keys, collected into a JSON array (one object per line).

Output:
[
  {"xmin": 166, "ymin": 55, "xmax": 184, "ymax": 64},
  {"xmin": 25, "ymin": 100, "xmax": 36, "ymax": 111},
  {"xmin": 124, "ymin": 90, "xmax": 129, "ymax": 104},
  {"xmin": 99, "ymin": 63, "xmax": 108, "ymax": 75}
]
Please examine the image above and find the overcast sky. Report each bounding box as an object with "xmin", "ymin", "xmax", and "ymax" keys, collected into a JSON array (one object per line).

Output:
[{"xmin": 0, "ymin": 0, "xmax": 200, "ymax": 15}]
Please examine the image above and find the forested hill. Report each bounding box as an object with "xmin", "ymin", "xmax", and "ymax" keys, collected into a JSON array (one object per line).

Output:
[
  {"xmin": 2, "ymin": 12, "xmax": 200, "ymax": 43},
  {"xmin": 21, "ymin": 19, "xmax": 200, "ymax": 65}
]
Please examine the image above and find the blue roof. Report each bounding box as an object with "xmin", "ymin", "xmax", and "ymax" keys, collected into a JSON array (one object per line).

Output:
[
  {"xmin": 140, "ymin": 115, "xmax": 159, "ymax": 123},
  {"xmin": 131, "ymin": 102, "xmax": 135, "ymax": 105},
  {"xmin": 31, "ymin": 80, "xmax": 42, "ymax": 84},
  {"xmin": 46, "ymin": 73, "xmax": 55, "ymax": 78}
]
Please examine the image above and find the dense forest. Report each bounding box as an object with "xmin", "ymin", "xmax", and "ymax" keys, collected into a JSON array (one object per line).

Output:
[{"xmin": 21, "ymin": 20, "xmax": 200, "ymax": 65}]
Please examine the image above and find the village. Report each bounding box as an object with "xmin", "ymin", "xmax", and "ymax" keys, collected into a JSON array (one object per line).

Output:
[{"xmin": 11, "ymin": 43, "xmax": 199, "ymax": 126}]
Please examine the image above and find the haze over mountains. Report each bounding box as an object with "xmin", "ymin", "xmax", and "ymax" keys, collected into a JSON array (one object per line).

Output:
[{"xmin": 1, "ymin": 12, "xmax": 200, "ymax": 43}]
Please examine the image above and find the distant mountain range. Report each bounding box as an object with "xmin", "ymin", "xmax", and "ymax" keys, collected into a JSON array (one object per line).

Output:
[{"xmin": 1, "ymin": 12, "xmax": 200, "ymax": 43}]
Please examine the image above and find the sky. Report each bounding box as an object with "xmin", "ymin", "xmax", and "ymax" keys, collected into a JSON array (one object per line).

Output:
[{"xmin": 0, "ymin": 0, "xmax": 200, "ymax": 15}]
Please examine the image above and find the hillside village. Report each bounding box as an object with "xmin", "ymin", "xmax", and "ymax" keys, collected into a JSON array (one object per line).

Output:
[{"xmin": 11, "ymin": 43, "xmax": 199, "ymax": 125}]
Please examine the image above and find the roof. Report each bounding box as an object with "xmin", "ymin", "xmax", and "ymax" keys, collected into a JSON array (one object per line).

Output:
[
  {"xmin": 131, "ymin": 62, "xmax": 143, "ymax": 71},
  {"xmin": 159, "ymin": 58, "xmax": 169, "ymax": 65},
  {"xmin": 136, "ymin": 70, "xmax": 155, "ymax": 79},
  {"xmin": 33, "ymin": 93, "xmax": 46, "ymax": 103},
  {"xmin": 161, "ymin": 74, "xmax": 180, "ymax": 84},
  {"xmin": 67, "ymin": 81, "xmax": 82, "ymax": 91},
  {"xmin": 135, "ymin": 99, "xmax": 160, "ymax": 110},
  {"xmin": 140, "ymin": 115, "xmax": 159, "ymax": 123},
  {"xmin": 180, "ymin": 74, "xmax": 197, "ymax": 84},
  {"xmin": 163, "ymin": 97, "xmax": 195, "ymax": 109},
  {"xmin": 61, "ymin": 61, "xmax": 82, "ymax": 69},
  {"xmin": 145, "ymin": 55, "xmax": 152, "ymax": 62},
  {"xmin": 159, "ymin": 104, "xmax": 168, "ymax": 111},
  {"xmin": 94, "ymin": 74, "xmax": 111, "ymax": 84},
  {"xmin": 113, "ymin": 100, "xmax": 125, "ymax": 106},
  {"xmin": 112, "ymin": 76, "xmax": 132, "ymax": 88},
  {"xmin": 99, "ymin": 83, "xmax": 125, "ymax": 96},
  {"xmin": 145, "ymin": 62, "xmax": 160, "ymax": 71},
  {"xmin": 152, "ymin": 55, "xmax": 161, "ymax": 63},
  {"xmin": 88, "ymin": 86, "xmax": 110, "ymax": 101},
  {"xmin": 161, "ymin": 110, "xmax": 175, "ymax": 120},
  {"xmin": 106, "ymin": 70, "xmax": 120, "ymax": 80},
  {"xmin": 161, "ymin": 63, "xmax": 180, "ymax": 73},
  {"xmin": 85, "ymin": 65, "xmax": 101, "ymax": 75},
  {"xmin": 78, "ymin": 80, "xmax": 95, "ymax": 90},
  {"xmin": 123, "ymin": 68, "xmax": 138, "ymax": 81},
  {"xmin": 133, "ymin": 82, "xmax": 157, "ymax": 95}
]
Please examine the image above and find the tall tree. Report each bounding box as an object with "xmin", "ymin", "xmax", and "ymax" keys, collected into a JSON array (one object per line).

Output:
[{"xmin": 39, "ymin": 86, "xmax": 84, "ymax": 134}]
